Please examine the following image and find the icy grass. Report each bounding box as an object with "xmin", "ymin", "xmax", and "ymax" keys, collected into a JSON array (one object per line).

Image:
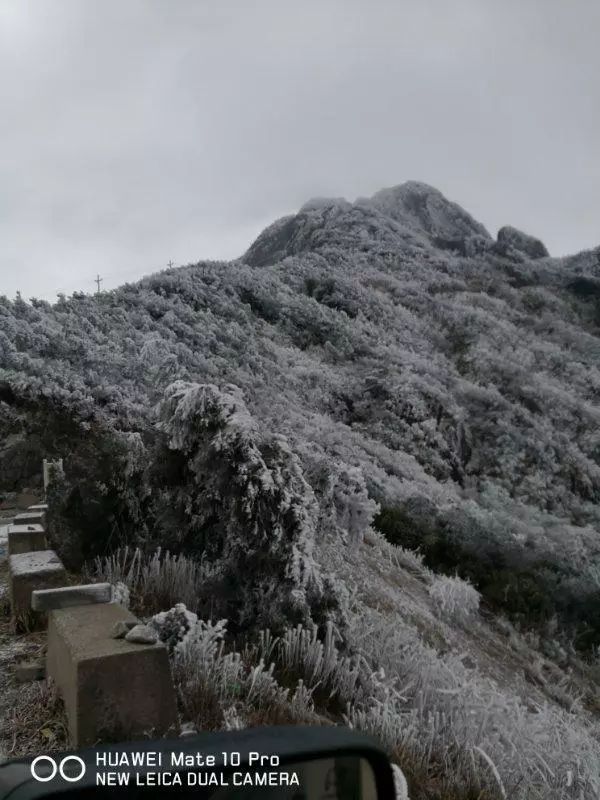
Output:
[
  {"xmin": 149, "ymin": 605, "xmax": 600, "ymax": 800},
  {"xmin": 164, "ymin": 615, "xmax": 321, "ymax": 731},
  {"xmin": 91, "ymin": 546, "xmax": 218, "ymax": 614},
  {"xmin": 427, "ymin": 574, "xmax": 480, "ymax": 624},
  {"xmin": 95, "ymin": 546, "xmax": 600, "ymax": 799},
  {"xmin": 347, "ymin": 608, "xmax": 600, "ymax": 799}
]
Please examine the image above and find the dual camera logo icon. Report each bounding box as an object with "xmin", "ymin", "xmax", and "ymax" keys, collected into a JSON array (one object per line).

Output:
[{"xmin": 31, "ymin": 755, "xmax": 86, "ymax": 783}]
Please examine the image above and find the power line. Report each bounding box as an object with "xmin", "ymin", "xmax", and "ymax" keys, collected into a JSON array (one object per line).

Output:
[{"xmin": 4, "ymin": 261, "xmax": 181, "ymax": 302}]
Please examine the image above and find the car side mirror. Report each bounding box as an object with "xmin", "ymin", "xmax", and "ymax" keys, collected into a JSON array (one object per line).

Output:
[{"xmin": 0, "ymin": 726, "xmax": 398, "ymax": 800}]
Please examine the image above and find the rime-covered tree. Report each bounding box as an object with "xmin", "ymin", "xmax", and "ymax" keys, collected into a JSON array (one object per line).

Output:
[{"xmin": 155, "ymin": 381, "xmax": 326, "ymax": 628}]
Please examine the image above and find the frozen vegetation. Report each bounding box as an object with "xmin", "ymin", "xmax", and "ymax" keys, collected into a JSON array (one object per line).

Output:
[{"xmin": 1, "ymin": 181, "xmax": 600, "ymax": 797}]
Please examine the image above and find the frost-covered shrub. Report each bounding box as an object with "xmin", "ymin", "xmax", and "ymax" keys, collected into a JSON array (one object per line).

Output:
[
  {"xmin": 329, "ymin": 466, "xmax": 379, "ymax": 548},
  {"xmin": 155, "ymin": 381, "xmax": 328, "ymax": 629},
  {"xmin": 374, "ymin": 501, "xmax": 440, "ymax": 554},
  {"xmin": 46, "ymin": 424, "xmax": 150, "ymax": 570},
  {"xmin": 428, "ymin": 574, "xmax": 480, "ymax": 624},
  {"xmin": 150, "ymin": 603, "xmax": 198, "ymax": 652}
]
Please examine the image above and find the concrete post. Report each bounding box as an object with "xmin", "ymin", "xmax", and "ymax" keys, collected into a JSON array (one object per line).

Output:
[{"xmin": 47, "ymin": 603, "xmax": 179, "ymax": 746}]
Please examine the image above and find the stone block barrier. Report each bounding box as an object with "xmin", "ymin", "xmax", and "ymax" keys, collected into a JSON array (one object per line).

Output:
[
  {"xmin": 7, "ymin": 524, "xmax": 46, "ymax": 556},
  {"xmin": 8, "ymin": 549, "xmax": 67, "ymax": 627},
  {"xmin": 12, "ymin": 510, "xmax": 46, "ymax": 530},
  {"xmin": 31, "ymin": 583, "xmax": 112, "ymax": 611},
  {"xmin": 47, "ymin": 603, "xmax": 179, "ymax": 746},
  {"xmin": 27, "ymin": 504, "xmax": 48, "ymax": 513},
  {"xmin": 5, "ymin": 469, "xmax": 179, "ymax": 747}
]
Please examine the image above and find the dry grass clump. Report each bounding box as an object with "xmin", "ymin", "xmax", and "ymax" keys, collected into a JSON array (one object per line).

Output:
[{"xmin": 0, "ymin": 680, "xmax": 68, "ymax": 758}]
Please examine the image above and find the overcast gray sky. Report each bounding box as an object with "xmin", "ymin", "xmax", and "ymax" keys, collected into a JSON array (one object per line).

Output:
[{"xmin": 1, "ymin": 1, "xmax": 598, "ymax": 300}]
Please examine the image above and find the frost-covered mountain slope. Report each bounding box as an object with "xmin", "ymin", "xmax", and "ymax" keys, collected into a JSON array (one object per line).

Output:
[
  {"xmin": 2, "ymin": 181, "xmax": 600, "ymax": 797},
  {"xmin": 1, "ymin": 181, "xmax": 600, "ymax": 645}
]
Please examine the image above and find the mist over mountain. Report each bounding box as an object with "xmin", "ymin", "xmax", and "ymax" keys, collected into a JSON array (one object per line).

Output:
[{"xmin": 1, "ymin": 181, "xmax": 600, "ymax": 796}]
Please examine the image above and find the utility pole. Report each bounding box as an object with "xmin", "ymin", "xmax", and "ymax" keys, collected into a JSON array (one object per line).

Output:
[
  {"xmin": 167, "ymin": 260, "xmax": 174, "ymax": 269},
  {"xmin": 94, "ymin": 274, "xmax": 103, "ymax": 296}
]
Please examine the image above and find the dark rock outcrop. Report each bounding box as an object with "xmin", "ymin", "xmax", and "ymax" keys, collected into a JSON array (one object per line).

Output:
[
  {"xmin": 496, "ymin": 225, "xmax": 549, "ymax": 260},
  {"xmin": 566, "ymin": 276, "xmax": 600, "ymax": 298}
]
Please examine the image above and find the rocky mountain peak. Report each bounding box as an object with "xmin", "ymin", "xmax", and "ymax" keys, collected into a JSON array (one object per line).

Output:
[
  {"xmin": 366, "ymin": 181, "xmax": 492, "ymax": 241},
  {"xmin": 244, "ymin": 181, "xmax": 495, "ymax": 267}
]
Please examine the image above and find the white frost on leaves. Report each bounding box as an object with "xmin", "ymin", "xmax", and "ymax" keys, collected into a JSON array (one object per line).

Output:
[
  {"xmin": 176, "ymin": 618, "xmax": 228, "ymax": 663},
  {"xmin": 157, "ymin": 381, "xmax": 323, "ymax": 621},
  {"xmin": 331, "ymin": 465, "xmax": 380, "ymax": 548},
  {"xmin": 428, "ymin": 574, "xmax": 481, "ymax": 624},
  {"xmin": 150, "ymin": 602, "xmax": 199, "ymax": 651}
]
